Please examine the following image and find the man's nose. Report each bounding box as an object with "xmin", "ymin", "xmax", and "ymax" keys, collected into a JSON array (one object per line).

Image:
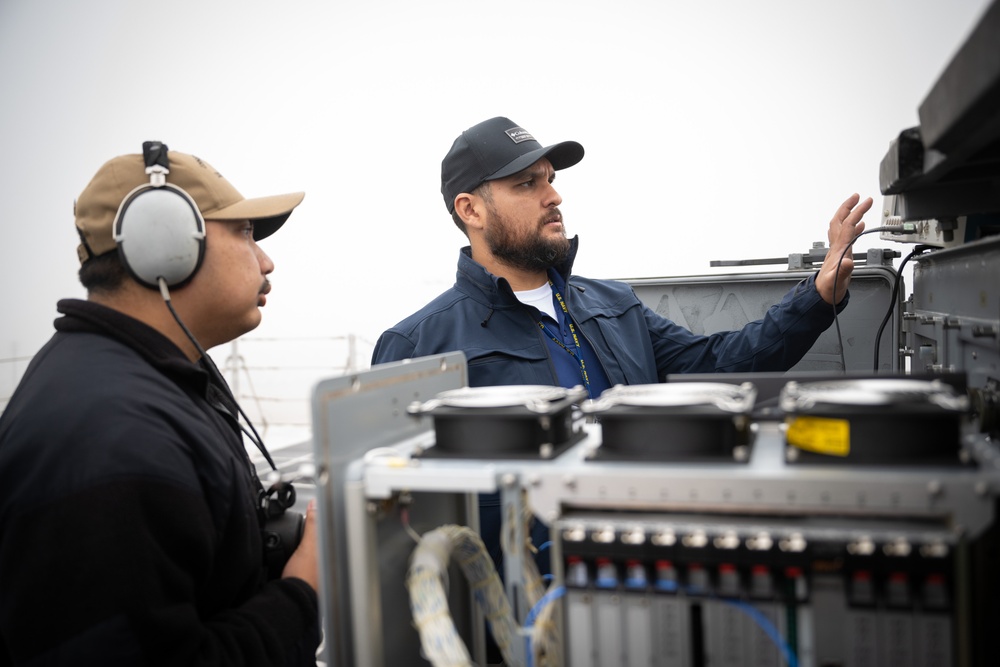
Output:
[
  {"xmin": 543, "ymin": 181, "xmax": 563, "ymax": 207},
  {"xmin": 257, "ymin": 245, "xmax": 274, "ymax": 274}
]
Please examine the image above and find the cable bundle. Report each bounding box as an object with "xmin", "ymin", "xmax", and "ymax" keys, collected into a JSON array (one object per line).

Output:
[{"xmin": 406, "ymin": 525, "xmax": 521, "ymax": 666}]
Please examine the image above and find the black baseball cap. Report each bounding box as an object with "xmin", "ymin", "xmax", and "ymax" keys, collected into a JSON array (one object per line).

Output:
[{"xmin": 441, "ymin": 117, "xmax": 585, "ymax": 213}]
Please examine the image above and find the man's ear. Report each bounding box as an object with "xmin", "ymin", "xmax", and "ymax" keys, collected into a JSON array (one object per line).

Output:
[{"xmin": 454, "ymin": 193, "xmax": 485, "ymax": 231}]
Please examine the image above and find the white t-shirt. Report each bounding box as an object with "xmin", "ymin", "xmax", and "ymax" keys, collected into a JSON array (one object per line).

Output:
[{"xmin": 514, "ymin": 282, "xmax": 558, "ymax": 321}]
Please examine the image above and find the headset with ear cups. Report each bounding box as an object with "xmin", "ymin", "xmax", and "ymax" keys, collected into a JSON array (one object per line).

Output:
[
  {"xmin": 113, "ymin": 141, "xmax": 207, "ymax": 289},
  {"xmin": 107, "ymin": 142, "xmax": 304, "ymax": 573}
]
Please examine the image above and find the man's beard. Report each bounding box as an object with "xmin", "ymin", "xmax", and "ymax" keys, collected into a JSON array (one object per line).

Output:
[{"xmin": 483, "ymin": 206, "xmax": 570, "ymax": 273}]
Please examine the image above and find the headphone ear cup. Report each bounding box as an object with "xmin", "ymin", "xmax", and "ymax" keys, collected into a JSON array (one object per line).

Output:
[{"xmin": 114, "ymin": 184, "xmax": 206, "ymax": 288}]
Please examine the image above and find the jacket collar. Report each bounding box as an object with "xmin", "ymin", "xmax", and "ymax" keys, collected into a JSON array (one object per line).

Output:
[
  {"xmin": 54, "ymin": 298, "xmax": 212, "ymax": 395},
  {"xmin": 455, "ymin": 236, "xmax": 580, "ymax": 306},
  {"xmin": 55, "ymin": 299, "xmax": 256, "ymax": 482}
]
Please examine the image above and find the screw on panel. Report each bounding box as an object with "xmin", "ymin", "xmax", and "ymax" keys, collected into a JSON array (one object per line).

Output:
[
  {"xmin": 592, "ymin": 526, "xmax": 616, "ymax": 543},
  {"xmin": 920, "ymin": 541, "xmax": 949, "ymax": 558},
  {"xmin": 682, "ymin": 530, "xmax": 708, "ymax": 548},
  {"xmin": 713, "ymin": 532, "xmax": 740, "ymax": 550},
  {"xmin": 651, "ymin": 530, "xmax": 677, "ymax": 547},
  {"xmin": 883, "ymin": 538, "xmax": 912, "ymax": 557},
  {"xmin": 746, "ymin": 532, "xmax": 773, "ymax": 551},
  {"xmin": 621, "ymin": 528, "xmax": 646, "ymax": 545},
  {"xmin": 847, "ymin": 537, "xmax": 876, "ymax": 556},
  {"xmin": 779, "ymin": 533, "xmax": 807, "ymax": 553}
]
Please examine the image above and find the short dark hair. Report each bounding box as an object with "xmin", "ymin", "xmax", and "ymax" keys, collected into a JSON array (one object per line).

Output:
[
  {"xmin": 450, "ymin": 181, "xmax": 494, "ymax": 237},
  {"xmin": 78, "ymin": 251, "xmax": 129, "ymax": 294}
]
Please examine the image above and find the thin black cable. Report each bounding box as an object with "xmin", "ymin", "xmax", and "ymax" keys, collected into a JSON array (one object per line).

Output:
[
  {"xmin": 829, "ymin": 227, "xmax": 906, "ymax": 373},
  {"xmin": 157, "ymin": 278, "xmax": 278, "ymax": 471},
  {"xmin": 872, "ymin": 245, "xmax": 932, "ymax": 372}
]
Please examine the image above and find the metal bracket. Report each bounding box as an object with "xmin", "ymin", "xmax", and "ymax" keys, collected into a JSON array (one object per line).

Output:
[{"xmin": 711, "ymin": 243, "xmax": 900, "ymax": 270}]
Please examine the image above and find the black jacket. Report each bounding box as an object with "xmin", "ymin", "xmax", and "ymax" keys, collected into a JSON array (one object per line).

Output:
[{"xmin": 0, "ymin": 300, "xmax": 319, "ymax": 666}]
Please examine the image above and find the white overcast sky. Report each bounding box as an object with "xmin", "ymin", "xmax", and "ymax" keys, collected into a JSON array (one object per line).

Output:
[{"xmin": 0, "ymin": 0, "xmax": 992, "ymax": 425}]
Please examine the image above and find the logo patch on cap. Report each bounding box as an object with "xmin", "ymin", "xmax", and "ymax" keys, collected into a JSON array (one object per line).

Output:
[{"xmin": 505, "ymin": 127, "xmax": 535, "ymax": 144}]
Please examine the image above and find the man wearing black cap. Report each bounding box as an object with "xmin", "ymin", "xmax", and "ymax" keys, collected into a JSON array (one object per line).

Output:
[
  {"xmin": 371, "ymin": 116, "xmax": 871, "ymax": 663},
  {"xmin": 373, "ymin": 115, "xmax": 871, "ymax": 662},
  {"xmin": 372, "ymin": 117, "xmax": 872, "ymax": 582},
  {"xmin": 373, "ymin": 116, "xmax": 872, "ymax": 393},
  {"xmin": 0, "ymin": 145, "xmax": 320, "ymax": 665}
]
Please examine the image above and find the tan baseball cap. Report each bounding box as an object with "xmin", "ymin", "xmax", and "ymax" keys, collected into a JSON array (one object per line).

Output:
[{"xmin": 74, "ymin": 149, "xmax": 305, "ymax": 264}]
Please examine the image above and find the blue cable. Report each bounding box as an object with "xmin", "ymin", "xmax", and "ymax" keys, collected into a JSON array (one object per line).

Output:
[
  {"xmin": 518, "ymin": 578, "xmax": 798, "ymax": 667},
  {"xmin": 720, "ymin": 597, "xmax": 799, "ymax": 667},
  {"xmin": 523, "ymin": 585, "xmax": 566, "ymax": 667},
  {"xmin": 670, "ymin": 583, "xmax": 798, "ymax": 667}
]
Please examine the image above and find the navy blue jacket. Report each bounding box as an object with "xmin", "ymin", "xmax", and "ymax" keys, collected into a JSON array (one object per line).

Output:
[{"xmin": 372, "ymin": 237, "xmax": 844, "ymax": 385}]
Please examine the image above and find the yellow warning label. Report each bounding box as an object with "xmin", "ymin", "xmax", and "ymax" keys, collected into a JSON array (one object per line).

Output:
[{"xmin": 786, "ymin": 416, "xmax": 851, "ymax": 457}]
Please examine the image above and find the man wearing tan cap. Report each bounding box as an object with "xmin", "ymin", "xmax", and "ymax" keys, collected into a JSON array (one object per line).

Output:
[{"xmin": 0, "ymin": 143, "xmax": 320, "ymax": 665}]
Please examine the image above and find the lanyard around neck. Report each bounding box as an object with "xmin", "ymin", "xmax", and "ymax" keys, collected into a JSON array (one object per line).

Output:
[{"xmin": 537, "ymin": 280, "xmax": 591, "ymax": 393}]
